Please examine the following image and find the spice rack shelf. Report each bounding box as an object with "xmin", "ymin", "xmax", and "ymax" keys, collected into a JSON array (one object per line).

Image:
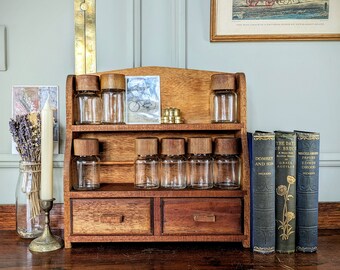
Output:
[
  {"xmin": 69, "ymin": 183, "xmax": 247, "ymax": 198},
  {"xmin": 63, "ymin": 66, "xmax": 250, "ymax": 248},
  {"xmin": 69, "ymin": 235, "xmax": 247, "ymax": 244},
  {"xmin": 71, "ymin": 123, "xmax": 244, "ymax": 132}
]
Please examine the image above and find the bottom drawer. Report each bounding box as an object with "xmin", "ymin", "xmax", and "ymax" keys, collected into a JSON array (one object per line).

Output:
[
  {"xmin": 71, "ymin": 198, "xmax": 152, "ymax": 235},
  {"xmin": 162, "ymin": 198, "xmax": 242, "ymax": 235}
]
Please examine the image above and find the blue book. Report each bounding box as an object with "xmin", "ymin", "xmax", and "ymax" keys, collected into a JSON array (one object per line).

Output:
[
  {"xmin": 275, "ymin": 131, "xmax": 297, "ymax": 253},
  {"xmin": 248, "ymin": 132, "xmax": 275, "ymax": 254},
  {"xmin": 295, "ymin": 131, "xmax": 320, "ymax": 253}
]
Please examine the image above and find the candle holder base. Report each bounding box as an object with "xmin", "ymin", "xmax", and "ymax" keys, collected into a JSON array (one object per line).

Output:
[
  {"xmin": 29, "ymin": 230, "xmax": 64, "ymax": 252},
  {"xmin": 28, "ymin": 199, "xmax": 64, "ymax": 252}
]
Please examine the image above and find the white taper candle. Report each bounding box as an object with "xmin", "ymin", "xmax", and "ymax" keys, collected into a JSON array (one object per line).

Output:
[{"xmin": 40, "ymin": 97, "xmax": 54, "ymax": 200}]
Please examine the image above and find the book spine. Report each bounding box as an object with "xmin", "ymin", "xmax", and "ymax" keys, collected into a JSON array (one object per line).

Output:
[
  {"xmin": 275, "ymin": 132, "xmax": 297, "ymax": 253},
  {"xmin": 249, "ymin": 132, "xmax": 275, "ymax": 254},
  {"xmin": 296, "ymin": 132, "xmax": 320, "ymax": 252}
]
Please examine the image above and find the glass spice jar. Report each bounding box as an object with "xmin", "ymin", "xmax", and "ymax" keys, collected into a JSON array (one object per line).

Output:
[
  {"xmin": 75, "ymin": 75, "xmax": 102, "ymax": 124},
  {"xmin": 101, "ymin": 73, "xmax": 126, "ymax": 124},
  {"xmin": 187, "ymin": 137, "xmax": 214, "ymax": 189},
  {"xmin": 160, "ymin": 138, "xmax": 187, "ymax": 189},
  {"xmin": 213, "ymin": 137, "xmax": 241, "ymax": 189},
  {"xmin": 135, "ymin": 137, "xmax": 160, "ymax": 189},
  {"xmin": 73, "ymin": 138, "xmax": 101, "ymax": 190},
  {"xmin": 210, "ymin": 73, "xmax": 238, "ymax": 123}
]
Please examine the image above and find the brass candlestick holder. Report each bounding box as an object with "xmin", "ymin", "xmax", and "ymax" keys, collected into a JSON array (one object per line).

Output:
[{"xmin": 29, "ymin": 199, "xmax": 64, "ymax": 252}]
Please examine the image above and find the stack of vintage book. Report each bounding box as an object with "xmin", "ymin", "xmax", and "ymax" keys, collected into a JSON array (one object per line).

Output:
[{"xmin": 248, "ymin": 131, "xmax": 320, "ymax": 254}]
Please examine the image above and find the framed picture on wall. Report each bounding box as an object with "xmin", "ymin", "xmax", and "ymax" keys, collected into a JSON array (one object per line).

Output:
[{"xmin": 210, "ymin": 0, "xmax": 340, "ymax": 41}]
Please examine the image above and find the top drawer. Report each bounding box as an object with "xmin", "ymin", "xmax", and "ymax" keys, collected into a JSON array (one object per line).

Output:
[
  {"xmin": 162, "ymin": 198, "xmax": 242, "ymax": 235},
  {"xmin": 71, "ymin": 198, "xmax": 152, "ymax": 235}
]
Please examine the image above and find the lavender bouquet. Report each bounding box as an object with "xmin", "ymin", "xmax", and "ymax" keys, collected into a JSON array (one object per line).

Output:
[{"xmin": 9, "ymin": 113, "xmax": 41, "ymax": 221}]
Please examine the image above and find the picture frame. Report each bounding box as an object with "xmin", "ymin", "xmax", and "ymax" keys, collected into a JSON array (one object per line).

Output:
[
  {"xmin": 12, "ymin": 85, "xmax": 59, "ymax": 154},
  {"xmin": 210, "ymin": 0, "xmax": 340, "ymax": 41},
  {"xmin": 125, "ymin": 76, "xmax": 161, "ymax": 124}
]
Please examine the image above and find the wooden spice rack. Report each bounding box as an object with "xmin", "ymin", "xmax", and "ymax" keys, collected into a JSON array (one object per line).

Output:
[{"xmin": 63, "ymin": 66, "xmax": 250, "ymax": 248}]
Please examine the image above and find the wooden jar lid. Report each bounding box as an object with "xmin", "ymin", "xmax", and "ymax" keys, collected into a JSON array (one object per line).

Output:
[
  {"xmin": 74, "ymin": 138, "xmax": 99, "ymax": 156},
  {"xmin": 135, "ymin": 137, "xmax": 158, "ymax": 156},
  {"xmin": 161, "ymin": 138, "xmax": 185, "ymax": 156},
  {"xmin": 187, "ymin": 137, "xmax": 212, "ymax": 154},
  {"xmin": 211, "ymin": 74, "xmax": 235, "ymax": 91},
  {"xmin": 214, "ymin": 137, "xmax": 241, "ymax": 155},
  {"xmin": 75, "ymin": 75, "xmax": 100, "ymax": 92},
  {"xmin": 100, "ymin": 73, "xmax": 126, "ymax": 90}
]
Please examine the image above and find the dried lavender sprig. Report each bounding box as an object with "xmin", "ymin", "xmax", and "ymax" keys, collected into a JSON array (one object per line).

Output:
[
  {"xmin": 9, "ymin": 112, "xmax": 41, "ymax": 163},
  {"xmin": 9, "ymin": 112, "xmax": 42, "ymax": 219},
  {"xmin": 9, "ymin": 119, "xmax": 22, "ymax": 156}
]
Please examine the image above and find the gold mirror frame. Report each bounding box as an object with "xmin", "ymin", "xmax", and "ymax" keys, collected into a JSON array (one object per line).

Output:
[{"xmin": 74, "ymin": 0, "xmax": 96, "ymax": 74}]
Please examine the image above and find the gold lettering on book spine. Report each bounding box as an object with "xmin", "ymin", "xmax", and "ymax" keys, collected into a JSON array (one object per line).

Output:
[
  {"xmin": 254, "ymin": 135, "xmax": 275, "ymax": 141},
  {"xmin": 254, "ymin": 246, "xmax": 275, "ymax": 254},
  {"xmin": 297, "ymin": 134, "xmax": 320, "ymax": 141}
]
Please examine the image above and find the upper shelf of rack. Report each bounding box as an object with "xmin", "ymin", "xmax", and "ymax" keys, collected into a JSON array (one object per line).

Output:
[
  {"xmin": 66, "ymin": 66, "xmax": 247, "ymax": 128},
  {"xmin": 71, "ymin": 123, "xmax": 244, "ymax": 132}
]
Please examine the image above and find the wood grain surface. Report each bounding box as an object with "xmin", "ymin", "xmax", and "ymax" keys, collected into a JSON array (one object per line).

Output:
[
  {"xmin": 0, "ymin": 229, "xmax": 340, "ymax": 269},
  {"xmin": 2, "ymin": 202, "xmax": 339, "ymax": 231},
  {"xmin": 162, "ymin": 198, "xmax": 242, "ymax": 235},
  {"xmin": 71, "ymin": 198, "xmax": 152, "ymax": 235},
  {"xmin": 0, "ymin": 203, "xmax": 64, "ymax": 230}
]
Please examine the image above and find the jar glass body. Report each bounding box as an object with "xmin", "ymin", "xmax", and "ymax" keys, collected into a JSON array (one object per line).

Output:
[
  {"xmin": 75, "ymin": 91, "xmax": 102, "ymax": 124},
  {"xmin": 210, "ymin": 90, "xmax": 238, "ymax": 123},
  {"xmin": 102, "ymin": 88, "xmax": 125, "ymax": 124},
  {"xmin": 73, "ymin": 155, "xmax": 100, "ymax": 190},
  {"xmin": 161, "ymin": 155, "xmax": 187, "ymax": 189},
  {"xmin": 214, "ymin": 154, "xmax": 241, "ymax": 189},
  {"xmin": 16, "ymin": 161, "xmax": 43, "ymax": 238},
  {"xmin": 135, "ymin": 155, "xmax": 160, "ymax": 189},
  {"xmin": 187, "ymin": 154, "xmax": 213, "ymax": 189}
]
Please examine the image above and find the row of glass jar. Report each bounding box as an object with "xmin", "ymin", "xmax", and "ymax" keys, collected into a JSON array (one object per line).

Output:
[
  {"xmin": 75, "ymin": 74, "xmax": 126, "ymax": 124},
  {"xmin": 74, "ymin": 72, "xmax": 239, "ymax": 125},
  {"xmin": 135, "ymin": 137, "xmax": 241, "ymax": 190},
  {"xmin": 71, "ymin": 136, "xmax": 241, "ymax": 191}
]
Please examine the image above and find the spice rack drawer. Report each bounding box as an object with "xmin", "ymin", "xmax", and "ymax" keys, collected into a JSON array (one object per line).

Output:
[
  {"xmin": 71, "ymin": 198, "xmax": 152, "ymax": 235},
  {"xmin": 161, "ymin": 198, "xmax": 242, "ymax": 235}
]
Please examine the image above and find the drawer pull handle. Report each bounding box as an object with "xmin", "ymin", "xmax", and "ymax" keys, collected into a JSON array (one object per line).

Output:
[
  {"xmin": 193, "ymin": 214, "xmax": 216, "ymax": 223},
  {"xmin": 100, "ymin": 214, "xmax": 124, "ymax": 224}
]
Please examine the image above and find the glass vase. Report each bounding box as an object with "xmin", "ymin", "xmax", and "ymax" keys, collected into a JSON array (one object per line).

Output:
[{"xmin": 16, "ymin": 161, "xmax": 43, "ymax": 238}]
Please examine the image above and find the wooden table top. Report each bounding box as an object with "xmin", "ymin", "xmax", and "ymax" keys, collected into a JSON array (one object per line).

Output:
[{"xmin": 0, "ymin": 229, "xmax": 339, "ymax": 269}]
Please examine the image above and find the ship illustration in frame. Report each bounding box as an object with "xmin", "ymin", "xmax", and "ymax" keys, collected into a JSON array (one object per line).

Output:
[
  {"xmin": 210, "ymin": 0, "xmax": 340, "ymax": 41},
  {"xmin": 245, "ymin": 0, "xmax": 308, "ymax": 7},
  {"xmin": 233, "ymin": 0, "xmax": 329, "ymax": 20}
]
